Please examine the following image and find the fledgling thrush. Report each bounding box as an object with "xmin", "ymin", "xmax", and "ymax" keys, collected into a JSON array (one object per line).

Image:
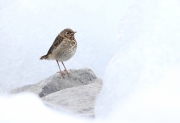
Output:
[{"xmin": 40, "ymin": 28, "xmax": 77, "ymax": 78}]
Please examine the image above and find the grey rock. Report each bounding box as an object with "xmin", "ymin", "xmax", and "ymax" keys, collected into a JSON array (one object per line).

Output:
[
  {"xmin": 10, "ymin": 68, "xmax": 102, "ymax": 117},
  {"xmin": 11, "ymin": 68, "xmax": 97, "ymax": 96},
  {"xmin": 10, "ymin": 77, "xmax": 51, "ymax": 94},
  {"xmin": 39, "ymin": 68, "xmax": 97, "ymax": 97},
  {"xmin": 43, "ymin": 79, "xmax": 102, "ymax": 117}
]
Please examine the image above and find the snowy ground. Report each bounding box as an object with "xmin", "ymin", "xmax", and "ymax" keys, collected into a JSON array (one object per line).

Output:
[
  {"xmin": 0, "ymin": 0, "xmax": 135, "ymax": 92},
  {"xmin": 0, "ymin": 0, "xmax": 180, "ymax": 123}
]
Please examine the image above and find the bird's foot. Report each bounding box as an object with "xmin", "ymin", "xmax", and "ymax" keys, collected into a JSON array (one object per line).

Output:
[
  {"xmin": 57, "ymin": 71, "xmax": 65, "ymax": 78},
  {"xmin": 64, "ymin": 69, "xmax": 70, "ymax": 77}
]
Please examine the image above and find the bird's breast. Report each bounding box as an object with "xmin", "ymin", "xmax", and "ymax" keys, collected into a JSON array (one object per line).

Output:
[{"xmin": 52, "ymin": 39, "xmax": 77, "ymax": 61}]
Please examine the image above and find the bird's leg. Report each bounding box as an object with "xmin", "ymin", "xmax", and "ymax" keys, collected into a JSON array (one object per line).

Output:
[
  {"xmin": 56, "ymin": 60, "xmax": 65, "ymax": 78},
  {"xmin": 61, "ymin": 62, "xmax": 69, "ymax": 76}
]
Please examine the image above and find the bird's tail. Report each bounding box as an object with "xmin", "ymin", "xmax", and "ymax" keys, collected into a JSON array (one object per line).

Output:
[{"xmin": 40, "ymin": 55, "xmax": 48, "ymax": 60}]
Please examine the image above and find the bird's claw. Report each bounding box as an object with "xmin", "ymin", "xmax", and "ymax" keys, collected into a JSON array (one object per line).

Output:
[
  {"xmin": 64, "ymin": 70, "xmax": 70, "ymax": 76},
  {"xmin": 57, "ymin": 71, "xmax": 65, "ymax": 78}
]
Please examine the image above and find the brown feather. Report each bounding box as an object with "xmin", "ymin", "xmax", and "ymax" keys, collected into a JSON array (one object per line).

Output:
[
  {"xmin": 46, "ymin": 35, "xmax": 64, "ymax": 55},
  {"xmin": 40, "ymin": 28, "xmax": 76, "ymax": 61},
  {"xmin": 40, "ymin": 55, "xmax": 48, "ymax": 60}
]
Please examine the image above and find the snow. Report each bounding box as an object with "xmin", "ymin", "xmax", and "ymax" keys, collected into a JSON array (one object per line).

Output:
[
  {"xmin": 95, "ymin": 0, "xmax": 180, "ymax": 122},
  {"xmin": 0, "ymin": 0, "xmax": 134, "ymax": 92},
  {"xmin": 0, "ymin": 93, "xmax": 90, "ymax": 123},
  {"xmin": 0, "ymin": 0, "xmax": 180, "ymax": 123}
]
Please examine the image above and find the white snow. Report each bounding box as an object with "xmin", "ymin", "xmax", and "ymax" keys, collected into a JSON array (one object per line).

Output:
[
  {"xmin": 0, "ymin": 0, "xmax": 135, "ymax": 92},
  {"xmin": 0, "ymin": 93, "xmax": 91, "ymax": 123},
  {"xmin": 0, "ymin": 0, "xmax": 180, "ymax": 123},
  {"xmin": 95, "ymin": 0, "xmax": 180, "ymax": 123}
]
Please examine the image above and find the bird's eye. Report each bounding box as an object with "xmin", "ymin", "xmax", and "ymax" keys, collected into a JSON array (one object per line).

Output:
[{"xmin": 66, "ymin": 32, "xmax": 70, "ymax": 34}]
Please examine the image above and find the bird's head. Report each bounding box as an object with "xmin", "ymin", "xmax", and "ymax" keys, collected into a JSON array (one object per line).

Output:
[{"xmin": 60, "ymin": 28, "xmax": 76, "ymax": 40}]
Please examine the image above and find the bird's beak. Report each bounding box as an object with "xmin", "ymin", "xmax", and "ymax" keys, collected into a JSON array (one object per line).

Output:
[{"xmin": 74, "ymin": 31, "xmax": 77, "ymax": 34}]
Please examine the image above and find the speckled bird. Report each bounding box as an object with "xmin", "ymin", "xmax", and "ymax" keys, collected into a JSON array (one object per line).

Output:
[{"xmin": 40, "ymin": 28, "xmax": 77, "ymax": 78}]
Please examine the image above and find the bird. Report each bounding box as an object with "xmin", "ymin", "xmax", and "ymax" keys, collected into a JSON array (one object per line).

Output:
[{"xmin": 40, "ymin": 28, "xmax": 77, "ymax": 78}]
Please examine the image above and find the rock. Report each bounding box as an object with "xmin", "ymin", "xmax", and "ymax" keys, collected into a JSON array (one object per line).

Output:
[
  {"xmin": 10, "ymin": 68, "xmax": 102, "ymax": 117},
  {"xmin": 43, "ymin": 79, "xmax": 102, "ymax": 117},
  {"xmin": 10, "ymin": 78, "xmax": 50, "ymax": 95},
  {"xmin": 39, "ymin": 68, "xmax": 97, "ymax": 97},
  {"xmin": 11, "ymin": 68, "xmax": 97, "ymax": 96}
]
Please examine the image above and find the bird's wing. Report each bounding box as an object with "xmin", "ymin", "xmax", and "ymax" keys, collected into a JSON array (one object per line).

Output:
[{"xmin": 46, "ymin": 35, "xmax": 64, "ymax": 55}]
